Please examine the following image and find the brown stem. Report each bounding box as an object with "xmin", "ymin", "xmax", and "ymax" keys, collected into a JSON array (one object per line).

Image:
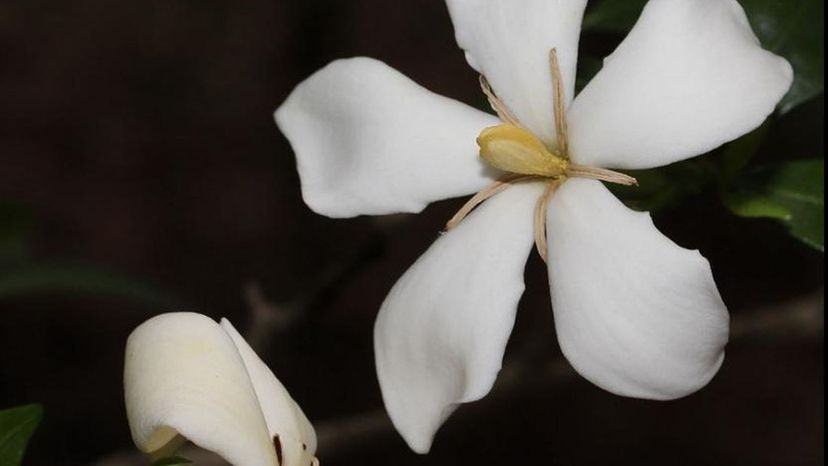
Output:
[
  {"xmin": 479, "ymin": 75, "xmax": 522, "ymax": 128},
  {"xmin": 533, "ymin": 180, "xmax": 562, "ymax": 263},
  {"xmin": 549, "ymin": 48, "xmax": 570, "ymax": 158},
  {"xmin": 445, "ymin": 175, "xmax": 537, "ymax": 231},
  {"xmin": 566, "ymin": 164, "xmax": 638, "ymax": 186}
]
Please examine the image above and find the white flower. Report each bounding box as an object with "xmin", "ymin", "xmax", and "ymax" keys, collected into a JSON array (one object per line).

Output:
[
  {"xmin": 124, "ymin": 312, "xmax": 319, "ymax": 466},
  {"xmin": 274, "ymin": 0, "xmax": 792, "ymax": 454}
]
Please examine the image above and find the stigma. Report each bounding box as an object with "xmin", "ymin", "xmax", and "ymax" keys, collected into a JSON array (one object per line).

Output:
[{"xmin": 477, "ymin": 124, "xmax": 568, "ymax": 178}]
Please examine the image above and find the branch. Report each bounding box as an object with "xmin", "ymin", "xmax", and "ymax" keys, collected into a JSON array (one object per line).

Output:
[
  {"xmin": 91, "ymin": 288, "xmax": 823, "ymax": 466},
  {"xmin": 242, "ymin": 238, "xmax": 383, "ymax": 352},
  {"xmin": 314, "ymin": 287, "xmax": 825, "ymax": 459}
]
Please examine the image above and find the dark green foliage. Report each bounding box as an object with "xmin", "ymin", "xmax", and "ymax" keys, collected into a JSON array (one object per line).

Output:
[
  {"xmin": 726, "ymin": 159, "xmax": 824, "ymax": 251},
  {"xmin": 150, "ymin": 456, "xmax": 194, "ymax": 466},
  {"xmin": 583, "ymin": 0, "xmax": 824, "ymax": 251}
]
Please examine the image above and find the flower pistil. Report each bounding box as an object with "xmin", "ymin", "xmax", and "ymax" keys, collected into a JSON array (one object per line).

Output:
[{"xmin": 447, "ymin": 49, "xmax": 638, "ymax": 262}]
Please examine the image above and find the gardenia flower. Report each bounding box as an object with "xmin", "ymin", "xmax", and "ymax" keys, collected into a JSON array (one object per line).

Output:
[
  {"xmin": 124, "ymin": 312, "xmax": 319, "ymax": 466},
  {"xmin": 275, "ymin": 0, "xmax": 792, "ymax": 454}
]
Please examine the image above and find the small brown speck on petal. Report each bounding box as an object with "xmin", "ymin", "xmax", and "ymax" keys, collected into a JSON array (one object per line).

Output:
[{"xmin": 273, "ymin": 434, "xmax": 283, "ymax": 465}]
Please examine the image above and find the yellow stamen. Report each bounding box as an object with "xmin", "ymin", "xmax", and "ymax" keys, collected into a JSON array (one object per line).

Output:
[
  {"xmin": 477, "ymin": 124, "xmax": 567, "ymax": 178},
  {"xmin": 445, "ymin": 48, "xmax": 638, "ymax": 254}
]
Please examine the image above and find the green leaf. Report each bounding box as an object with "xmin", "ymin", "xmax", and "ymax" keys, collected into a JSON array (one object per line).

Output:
[
  {"xmin": 150, "ymin": 456, "xmax": 193, "ymax": 466},
  {"xmin": 720, "ymin": 122, "xmax": 770, "ymax": 183},
  {"xmin": 611, "ymin": 156, "xmax": 719, "ymax": 212},
  {"xmin": 582, "ymin": 0, "xmax": 646, "ymax": 33},
  {"xmin": 742, "ymin": 0, "xmax": 824, "ymax": 112},
  {"xmin": 727, "ymin": 159, "xmax": 824, "ymax": 251},
  {"xmin": 0, "ymin": 404, "xmax": 43, "ymax": 466},
  {"xmin": 582, "ymin": 0, "xmax": 824, "ymax": 113},
  {"xmin": 0, "ymin": 263, "xmax": 181, "ymax": 307},
  {"xmin": 724, "ymin": 191, "xmax": 792, "ymax": 220},
  {"xmin": 575, "ymin": 55, "xmax": 604, "ymax": 94}
]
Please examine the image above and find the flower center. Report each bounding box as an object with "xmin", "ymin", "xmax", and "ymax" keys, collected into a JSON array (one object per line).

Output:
[
  {"xmin": 446, "ymin": 48, "xmax": 638, "ymax": 262},
  {"xmin": 475, "ymin": 123, "xmax": 636, "ymax": 186},
  {"xmin": 477, "ymin": 124, "xmax": 568, "ymax": 178}
]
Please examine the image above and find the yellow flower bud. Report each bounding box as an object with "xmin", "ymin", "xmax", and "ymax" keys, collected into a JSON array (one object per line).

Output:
[{"xmin": 476, "ymin": 125, "xmax": 567, "ymax": 177}]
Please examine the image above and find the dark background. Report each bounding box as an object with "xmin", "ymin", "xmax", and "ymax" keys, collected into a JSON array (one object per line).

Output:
[{"xmin": 0, "ymin": 1, "xmax": 823, "ymax": 465}]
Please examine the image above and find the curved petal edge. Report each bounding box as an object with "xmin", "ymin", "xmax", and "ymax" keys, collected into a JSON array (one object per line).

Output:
[
  {"xmin": 446, "ymin": 0, "xmax": 588, "ymax": 145},
  {"xmin": 546, "ymin": 179, "xmax": 729, "ymax": 399},
  {"xmin": 375, "ymin": 182, "xmax": 543, "ymax": 453},
  {"xmin": 275, "ymin": 57, "xmax": 499, "ymax": 218},
  {"xmin": 568, "ymin": 0, "xmax": 793, "ymax": 169},
  {"xmin": 221, "ymin": 319, "xmax": 318, "ymax": 466},
  {"xmin": 124, "ymin": 312, "xmax": 278, "ymax": 466}
]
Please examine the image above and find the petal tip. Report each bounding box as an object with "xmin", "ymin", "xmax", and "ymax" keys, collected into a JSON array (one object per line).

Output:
[
  {"xmin": 405, "ymin": 432, "xmax": 435, "ymax": 455},
  {"xmin": 777, "ymin": 55, "xmax": 795, "ymax": 92},
  {"xmin": 547, "ymin": 180, "xmax": 730, "ymax": 402},
  {"xmin": 275, "ymin": 55, "xmax": 495, "ymax": 218},
  {"xmin": 649, "ymin": 348, "xmax": 727, "ymax": 401}
]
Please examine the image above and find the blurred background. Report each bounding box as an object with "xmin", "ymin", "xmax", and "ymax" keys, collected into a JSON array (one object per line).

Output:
[{"xmin": 0, "ymin": 1, "xmax": 823, "ymax": 465}]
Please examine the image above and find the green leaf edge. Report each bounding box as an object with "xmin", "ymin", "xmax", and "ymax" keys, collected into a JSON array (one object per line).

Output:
[
  {"xmin": 150, "ymin": 456, "xmax": 194, "ymax": 466},
  {"xmin": 0, "ymin": 403, "xmax": 44, "ymax": 466}
]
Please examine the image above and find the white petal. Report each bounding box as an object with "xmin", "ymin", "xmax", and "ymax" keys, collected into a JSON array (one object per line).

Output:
[
  {"xmin": 221, "ymin": 319, "xmax": 318, "ymax": 466},
  {"xmin": 446, "ymin": 0, "xmax": 588, "ymax": 145},
  {"xmin": 567, "ymin": 0, "xmax": 793, "ymax": 169},
  {"xmin": 275, "ymin": 57, "xmax": 499, "ymax": 218},
  {"xmin": 546, "ymin": 179, "xmax": 729, "ymax": 399},
  {"xmin": 375, "ymin": 181, "xmax": 543, "ymax": 453},
  {"xmin": 124, "ymin": 312, "xmax": 278, "ymax": 466}
]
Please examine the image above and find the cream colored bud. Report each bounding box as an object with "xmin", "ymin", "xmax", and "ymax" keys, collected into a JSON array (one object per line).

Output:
[
  {"xmin": 477, "ymin": 125, "xmax": 567, "ymax": 177},
  {"xmin": 124, "ymin": 312, "xmax": 319, "ymax": 466}
]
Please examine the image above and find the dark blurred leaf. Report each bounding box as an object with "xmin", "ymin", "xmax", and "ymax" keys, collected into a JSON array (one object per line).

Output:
[
  {"xmin": 575, "ymin": 55, "xmax": 603, "ymax": 94},
  {"xmin": 582, "ymin": 0, "xmax": 824, "ymax": 113},
  {"xmin": 0, "ymin": 202, "xmax": 33, "ymax": 266},
  {"xmin": 611, "ymin": 156, "xmax": 718, "ymax": 212},
  {"xmin": 1, "ymin": 201, "xmax": 180, "ymax": 307},
  {"xmin": 151, "ymin": 456, "xmax": 193, "ymax": 466},
  {"xmin": 582, "ymin": 0, "xmax": 646, "ymax": 32},
  {"xmin": 725, "ymin": 191, "xmax": 792, "ymax": 220},
  {"xmin": 726, "ymin": 159, "xmax": 824, "ymax": 251},
  {"xmin": 743, "ymin": 0, "xmax": 824, "ymax": 112},
  {"xmin": 720, "ymin": 121, "xmax": 770, "ymax": 183},
  {"xmin": 0, "ymin": 404, "xmax": 43, "ymax": 466},
  {"xmin": 0, "ymin": 263, "xmax": 180, "ymax": 307}
]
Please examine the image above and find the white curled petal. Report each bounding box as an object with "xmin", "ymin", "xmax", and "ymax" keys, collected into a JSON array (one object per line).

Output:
[
  {"xmin": 375, "ymin": 182, "xmax": 543, "ymax": 453},
  {"xmin": 124, "ymin": 312, "xmax": 277, "ymax": 466},
  {"xmin": 221, "ymin": 319, "xmax": 317, "ymax": 466},
  {"xmin": 546, "ymin": 179, "xmax": 729, "ymax": 399},
  {"xmin": 275, "ymin": 57, "xmax": 500, "ymax": 218},
  {"xmin": 446, "ymin": 0, "xmax": 588, "ymax": 145},
  {"xmin": 568, "ymin": 0, "xmax": 793, "ymax": 169}
]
